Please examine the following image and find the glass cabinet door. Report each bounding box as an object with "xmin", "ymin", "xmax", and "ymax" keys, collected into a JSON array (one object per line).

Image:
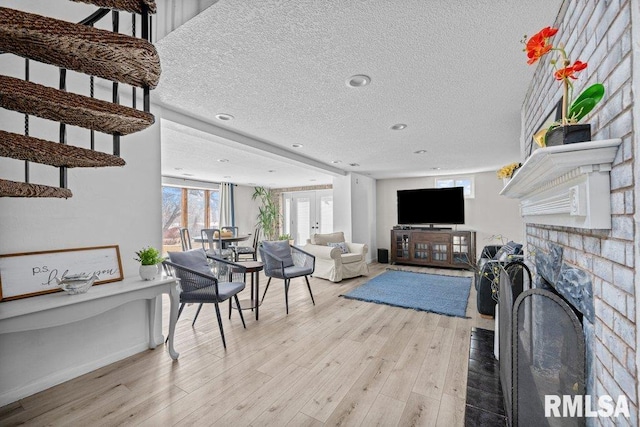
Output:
[
  {"xmin": 452, "ymin": 234, "xmax": 470, "ymax": 264},
  {"xmin": 396, "ymin": 233, "xmax": 410, "ymax": 259}
]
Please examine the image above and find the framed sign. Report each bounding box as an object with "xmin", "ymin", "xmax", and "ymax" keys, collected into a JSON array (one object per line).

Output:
[{"xmin": 0, "ymin": 245, "xmax": 123, "ymax": 301}]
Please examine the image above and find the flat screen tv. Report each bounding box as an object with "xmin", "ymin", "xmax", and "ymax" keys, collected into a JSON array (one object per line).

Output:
[{"xmin": 397, "ymin": 187, "xmax": 465, "ymax": 225}]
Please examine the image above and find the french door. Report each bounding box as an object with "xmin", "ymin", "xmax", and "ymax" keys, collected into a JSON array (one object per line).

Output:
[{"xmin": 283, "ymin": 190, "xmax": 333, "ymax": 245}]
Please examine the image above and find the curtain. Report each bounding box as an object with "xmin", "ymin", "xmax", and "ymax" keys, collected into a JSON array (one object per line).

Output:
[{"xmin": 219, "ymin": 182, "xmax": 234, "ymax": 227}]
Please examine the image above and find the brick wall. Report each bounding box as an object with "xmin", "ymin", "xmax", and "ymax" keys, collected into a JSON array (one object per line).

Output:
[{"xmin": 522, "ymin": 0, "xmax": 637, "ymax": 424}]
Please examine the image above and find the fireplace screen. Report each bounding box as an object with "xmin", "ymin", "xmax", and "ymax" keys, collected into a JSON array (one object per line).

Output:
[
  {"xmin": 499, "ymin": 262, "xmax": 529, "ymax": 424},
  {"xmin": 512, "ymin": 289, "xmax": 585, "ymax": 426}
]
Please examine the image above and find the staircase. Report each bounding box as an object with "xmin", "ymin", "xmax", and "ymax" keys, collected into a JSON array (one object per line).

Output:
[{"xmin": 0, "ymin": 1, "xmax": 160, "ymax": 198}]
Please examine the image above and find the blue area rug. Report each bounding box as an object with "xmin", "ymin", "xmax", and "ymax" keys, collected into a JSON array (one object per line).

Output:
[{"xmin": 341, "ymin": 269, "xmax": 471, "ymax": 318}]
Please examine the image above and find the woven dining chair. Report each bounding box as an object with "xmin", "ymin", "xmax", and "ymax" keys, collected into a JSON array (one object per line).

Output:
[
  {"xmin": 259, "ymin": 240, "xmax": 315, "ymax": 314},
  {"xmin": 163, "ymin": 249, "xmax": 247, "ymax": 349}
]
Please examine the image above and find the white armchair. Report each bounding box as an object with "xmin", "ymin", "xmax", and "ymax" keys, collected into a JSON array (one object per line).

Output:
[{"xmin": 302, "ymin": 231, "xmax": 368, "ymax": 282}]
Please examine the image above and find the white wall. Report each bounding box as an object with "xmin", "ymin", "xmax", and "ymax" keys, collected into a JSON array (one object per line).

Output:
[
  {"xmin": 0, "ymin": 8, "xmax": 163, "ymax": 404},
  {"xmin": 330, "ymin": 173, "xmax": 376, "ymax": 262},
  {"xmin": 376, "ymin": 171, "xmax": 524, "ymax": 258},
  {"xmin": 233, "ymin": 184, "xmax": 260, "ymax": 235},
  {"xmin": 332, "ymin": 175, "xmax": 352, "ymax": 241},
  {"xmin": 351, "ymin": 173, "xmax": 377, "ymax": 262}
]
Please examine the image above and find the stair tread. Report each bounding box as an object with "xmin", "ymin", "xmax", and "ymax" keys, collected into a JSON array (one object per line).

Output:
[
  {"xmin": 71, "ymin": 0, "xmax": 157, "ymax": 14},
  {"xmin": 0, "ymin": 75, "xmax": 155, "ymax": 135},
  {"xmin": 0, "ymin": 7, "xmax": 160, "ymax": 88},
  {"xmin": 0, "ymin": 179, "xmax": 73, "ymax": 198},
  {"xmin": 0, "ymin": 131, "xmax": 126, "ymax": 168}
]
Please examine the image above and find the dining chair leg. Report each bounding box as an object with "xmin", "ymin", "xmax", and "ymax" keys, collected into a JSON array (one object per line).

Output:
[
  {"xmin": 192, "ymin": 303, "xmax": 204, "ymax": 326},
  {"xmin": 284, "ymin": 278, "xmax": 290, "ymax": 315},
  {"xmin": 305, "ymin": 276, "xmax": 315, "ymax": 305},
  {"xmin": 234, "ymin": 295, "xmax": 247, "ymax": 328},
  {"xmin": 228, "ymin": 298, "xmax": 232, "ymax": 319},
  {"xmin": 213, "ymin": 302, "xmax": 227, "ymax": 349},
  {"xmin": 261, "ymin": 277, "xmax": 272, "ymax": 304}
]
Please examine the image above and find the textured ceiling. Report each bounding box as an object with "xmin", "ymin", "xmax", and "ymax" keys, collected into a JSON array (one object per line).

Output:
[{"xmin": 156, "ymin": 0, "xmax": 562, "ymax": 187}]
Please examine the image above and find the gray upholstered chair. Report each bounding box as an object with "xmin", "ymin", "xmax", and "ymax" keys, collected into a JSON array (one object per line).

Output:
[
  {"xmin": 259, "ymin": 240, "xmax": 315, "ymax": 314},
  {"xmin": 163, "ymin": 248, "xmax": 247, "ymax": 349}
]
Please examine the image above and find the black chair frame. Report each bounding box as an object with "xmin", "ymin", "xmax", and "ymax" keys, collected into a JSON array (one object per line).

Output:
[{"xmin": 163, "ymin": 255, "xmax": 247, "ymax": 349}]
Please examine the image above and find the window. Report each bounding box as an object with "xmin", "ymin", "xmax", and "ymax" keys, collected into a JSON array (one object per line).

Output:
[
  {"xmin": 435, "ymin": 177, "xmax": 474, "ymax": 198},
  {"xmin": 161, "ymin": 185, "xmax": 220, "ymax": 254},
  {"xmin": 187, "ymin": 189, "xmax": 206, "ymax": 241},
  {"xmin": 162, "ymin": 187, "xmax": 183, "ymax": 253}
]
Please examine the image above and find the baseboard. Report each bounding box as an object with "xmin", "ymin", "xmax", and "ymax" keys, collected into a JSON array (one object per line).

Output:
[{"xmin": 0, "ymin": 341, "xmax": 151, "ymax": 407}]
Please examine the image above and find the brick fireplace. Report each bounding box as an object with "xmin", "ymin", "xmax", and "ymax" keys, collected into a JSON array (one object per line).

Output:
[{"xmin": 518, "ymin": 1, "xmax": 638, "ymax": 425}]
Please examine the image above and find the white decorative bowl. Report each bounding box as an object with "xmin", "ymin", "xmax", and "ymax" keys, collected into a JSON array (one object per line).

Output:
[{"xmin": 56, "ymin": 273, "xmax": 98, "ymax": 295}]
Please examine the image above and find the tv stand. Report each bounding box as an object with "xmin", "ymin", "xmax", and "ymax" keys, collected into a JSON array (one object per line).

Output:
[
  {"xmin": 390, "ymin": 229, "xmax": 475, "ymax": 268},
  {"xmin": 414, "ymin": 225, "xmax": 452, "ymax": 230}
]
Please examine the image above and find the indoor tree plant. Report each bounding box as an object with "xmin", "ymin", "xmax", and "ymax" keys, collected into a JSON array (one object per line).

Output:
[
  {"xmin": 525, "ymin": 26, "xmax": 605, "ymax": 146},
  {"xmin": 134, "ymin": 246, "xmax": 163, "ymax": 280},
  {"xmin": 251, "ymin": 186, "xmax": 280, "ymax": 241}
]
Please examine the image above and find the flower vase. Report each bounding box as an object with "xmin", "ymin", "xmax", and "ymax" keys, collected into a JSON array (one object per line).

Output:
[
  {"xmin": 139, "ymin": 264, "xmax": 159, "ymax": 281},
  {"xmin": 545, "ymin": 123, "xmax": 591, "ymax": 147}
]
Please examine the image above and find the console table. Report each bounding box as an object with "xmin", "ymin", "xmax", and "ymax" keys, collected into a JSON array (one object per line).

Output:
[
  {"xmin": 0, "ymin": 276, "xmax": 181, "ymax": 406},
  {"xmin": 0, "ymin": 276, "xmax": 180, "ymax": 359},
  {"xmin": 390, "ymin": 229, "xmax": 475, "ymax": 268}
]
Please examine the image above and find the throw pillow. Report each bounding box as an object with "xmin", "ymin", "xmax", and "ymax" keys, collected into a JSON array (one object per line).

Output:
[
  {"xmin": 167, "ymin": 249, "xmax": 214, "ymax": 292},
  {"xmin": 328, "ymin": 242, "xmax": 349, "ymax": 254},
  {"xmin": 167, "ymin": 248, "xmax": 212, "ymax": 276},
  {"xmin": 262, "ymin": 240, "xmax": 294, "ymax": 267},
  {"xmin": 311, "ymin": 231, "xmax": 345, "ymax": 245},
  {"xmin": 493, "ymin": 241, "xmax": 523, "ymax": 262}
]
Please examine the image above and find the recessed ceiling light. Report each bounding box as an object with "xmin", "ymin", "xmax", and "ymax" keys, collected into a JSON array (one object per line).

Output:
[
  {"xmin": 215, "ymin": 113, "xmax": 234, "ymax": 121},
  {"xmin": 218, "ymin": 159, "xmax": 229, "ymax": 163},
  {"xmin": 268, "ymin": 170, "xmax": 276, "ymax": 173},
  {"xmin": 349, "ymin": 163, "xmax": 360, "ymax": 167},
  {"xmin": 223, "ymin": 175, "xmax": 231, "ymax": 178},
  {"xmin": 248, "ymin": 183, "xmax": 256, "ymax": 186},
  {"xmin": 346, "ymin": 74, "xmax": 371, "ymax": 87},
  {"xmin": 432, "ymin": 167, "xmax": 441, "ymax": 170},
  {"xmin": 174, "ymin": 167, "xmax": 183, "ymax": 171},
  {"xmin": 182, "ymin": 173, "xmax": 194, "ymax": 177},
  {"xmin": 414, "ymin": 150, "xmax": 427, "ymax": 154},
  {"xmin": 331, "ymin": 160, "xmax": 342, "ymax": 164},
  {"xmin": 310, "ymin": 179, "xmax": 316, "ymax": 182},
  {"xmin": 292, "ymin": 143, "xmax": 303, "ymax": 148},
  {"xmin": 391, "ymin": 124, "xmax": 407, "ymax": 130}
]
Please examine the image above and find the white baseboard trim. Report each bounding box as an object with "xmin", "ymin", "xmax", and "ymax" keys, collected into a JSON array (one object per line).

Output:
[{"xmin": 0, "ymin": 341, "xmax": 151, "ymax": 407}]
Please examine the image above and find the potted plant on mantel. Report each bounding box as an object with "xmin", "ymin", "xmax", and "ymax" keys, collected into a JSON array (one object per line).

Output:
[
  {"xmin": 134, "ymin": 246, "xmax": 163, "ymax": 281},
  {"xmin": 525, "ymin": 26, "xmax": 605, "ymax": 147},
  {"xmin": 251, "ymin": 186, "xmax": 280, "ymax": 241}
]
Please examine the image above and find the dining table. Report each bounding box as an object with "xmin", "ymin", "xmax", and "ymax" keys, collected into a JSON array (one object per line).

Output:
[{"xmin": 193, "ymin": 234, "xmax": 250, "ymax": 249}]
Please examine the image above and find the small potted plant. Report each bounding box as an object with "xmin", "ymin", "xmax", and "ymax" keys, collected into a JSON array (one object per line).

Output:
[{"xmin": 134, "ymin": 246, "xmax": 163, "ymax": 280}]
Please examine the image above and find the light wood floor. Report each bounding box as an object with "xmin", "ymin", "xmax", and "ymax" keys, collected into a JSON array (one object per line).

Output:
[{"xmin": 0, "ymin": 263, "xmax": 493, "ymax": 426}]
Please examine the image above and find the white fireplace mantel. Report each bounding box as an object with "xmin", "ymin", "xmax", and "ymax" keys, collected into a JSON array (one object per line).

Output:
[{"xmin": 500, "ymin": 139, "xmax": 622, "ymax": 229}]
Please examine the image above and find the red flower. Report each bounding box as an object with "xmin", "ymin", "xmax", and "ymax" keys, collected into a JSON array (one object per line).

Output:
[
  {"xmin": 525, "ymin": 26, "xmax": 558, "ymax": 64},
  {"xmin": 554, "ymin": 60, "xmax": 588, "ymax": 81}
]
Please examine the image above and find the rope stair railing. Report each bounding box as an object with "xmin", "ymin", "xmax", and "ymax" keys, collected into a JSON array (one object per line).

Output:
[{"xmin": 0, "ymin": 0, "xmax": 158, "ymax": 198}]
